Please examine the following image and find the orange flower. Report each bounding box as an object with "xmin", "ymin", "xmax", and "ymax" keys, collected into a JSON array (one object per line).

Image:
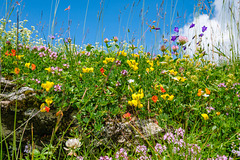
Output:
[
  {"xmin": 31, "ymin": 63, "xmax": 36, "ymax": 71},
  {"xmin": 100, "ymin": 67, "xmax": 104, "ymax": 75},
  {"xmin": 197, "ymin": 89, "xmax": 202, "ymax": 96},
  {"xmin": 5, "ymin": 51, "xmax": 10, "ymax": 56},
  {"xmin": 56, "ymin": 110, "xmax": 63, "ymax": 117},
  {"xmin": 152, "ymin": 95, "xmax": 158, "ymax": 103},
  {"xmin": 205, "ymin": 88, "xmax": 210, "ymax": 95},
  {"xmin": 11, "ymin": 49, "xmax": 16, "ymax": 56},
  {"xmin": 160, "ymin": 86, "xmax": 166, "ymax": 93},
  {"xmin": 14, "ymin": 68, "xmax": 20, "ymax": 74},
  {"xmin": 216, "ymin": 112, "xmax": 220, "ymax": 116},
  {"xmin": 123, "ymin": 112, "xmax": 131, "ymax": 120}
]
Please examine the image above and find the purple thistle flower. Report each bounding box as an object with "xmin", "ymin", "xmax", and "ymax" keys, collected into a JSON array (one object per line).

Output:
[
  {"xmin": 189, "ymin": 23, "xmax": 195, "ymax": 28},
  {"xmin": 174, "ymin": 27, "xmax": 179, "ymax": 33},
  {"xmin": 171, "ymin": 36, "xmax": 178, "ymax": 42},
  {"xmin": 202, "ymin": 26, "xmax": 207, "ymax": 32}
]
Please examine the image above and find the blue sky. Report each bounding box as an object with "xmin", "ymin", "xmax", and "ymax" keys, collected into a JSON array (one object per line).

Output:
[{"xmin": 1, "ymin": 0, "xmax": 205, "ymax": 52}]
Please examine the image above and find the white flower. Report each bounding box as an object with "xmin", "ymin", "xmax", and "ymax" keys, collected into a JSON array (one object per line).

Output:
[
  {"xmin": 65, "ymin": 138, "xmax": 81, "ymax": 150},
  {"xmin": 128, "ymin": 79, "xmax": 134, "ymax": 83},
  {"xmin": 202, "ymin": 94, "xmax": 209, "ymax": 97}
]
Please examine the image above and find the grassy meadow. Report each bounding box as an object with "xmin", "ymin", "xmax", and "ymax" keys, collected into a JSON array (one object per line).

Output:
[{"xmin": 0, "ymin": 0, "xmax": 240, "ymax": 159}]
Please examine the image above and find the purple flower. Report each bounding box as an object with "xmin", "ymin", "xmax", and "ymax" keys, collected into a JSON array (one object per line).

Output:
[
  {"xmin": 163, "ymin": 132, "xmax": 175, "ymax": 144},
  {"xmin": 115, "ymin": 148, "xmax": 128, "ymax": 160},
  {"xmin": 115, "ymin": 60, "xmax": 121, "ymax": 66},
  {"xmin": 202, "ymin": 26, "xmax": 207, "ymax": 32},
  {"xmin": 189, "ymin": 23, "xmax": 195, "ymax": 28},
  {"xmin": 99, "ymin": 156, "xmax": 112, "ymax": 160},
  {"xmin": 136, "ymin": 145, "xmax": 147, "ymax": 154},
  {"xmin": 175, "ymin": 127, "xmax": 185, "ymax": 138},
  {"xmin": 199, "ymin": 33, "xmax": 204, "ymax": 37},
  {"xmin": 174, "ymin": 27, "xmax": 179, "ymax": 33},
  {"xmin": 49, "ymin": 35, "xmax": 56, "ymax": 39},
  {"xmin": 171, "ymin": 36, "xmax": 178, "ymax": 42},
  {"xmin": 183, "ymin": 46, "xmax": 187, "ymax": 50},
  {"xmin": 218, "ymin": 83, "xmax": 227, "ymax": 88},
  {"xmin": 63, "ymin": 64, "xmax": 70, "ymax": 68},
  {"xmin": 116, "ymin": 81, "xmax": 121, "ymax": 87},
  {"xmin": 155, "ymin": 28, "xmax": 160, "ymax": 30},
  {"xmin": 121, "ymin": 70, "xmax": 128, "ymax": 76},
  {"xmin": 39, "ymin": 52, "xmax": 46, "ymax": 57},
  {"xmin": 54, "ymin": 84, "xmax": 62, "ymax": 92},
  {"xmin": 155, "ymin": 143, "xmax": 166, "ymax": 155}
]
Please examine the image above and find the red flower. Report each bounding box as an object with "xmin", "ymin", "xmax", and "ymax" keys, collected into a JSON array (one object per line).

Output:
[
  {"xmin": 31, "ymin": 63, "xmax": 36, "ymax": 71},
  {"xmin": 160, "ymin": 86, "xmax": 166, "ymax": 93},
  {"xmin": 45, "ymin": 106, "xmax": 50, "ymax": 112},
  {"xmin": 5, "ymin": 51, "xmax": 9, "ymax": 56},
  {"xmin": 152, "ymin": 95, "xmax": 158, "ymax": 103},
  {"xmin": 100, "ymin": 67, "xmax": 104, "ymax": 75},
  {"xmin": 11, "ymin": 49, "xmax": 16, "ymax": 56},
  {"xmin": 123, "ymin": 112, "xmax": 131, "ymax": 120}
]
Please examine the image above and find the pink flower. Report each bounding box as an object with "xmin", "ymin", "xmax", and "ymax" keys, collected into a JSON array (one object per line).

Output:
[
  {"xmin": 54, "ymin": 84, "xmax": 62, "ymax": 91},
  {"xmin": 172, "ymin": 45, "xmax": 179, "ymax": 52},
  {"xmin": 178, "ymin": 36, "xmax": 188, "ymax": 45}
]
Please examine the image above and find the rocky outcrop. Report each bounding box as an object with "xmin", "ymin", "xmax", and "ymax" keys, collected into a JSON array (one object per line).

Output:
[{"xmin": 94, "ymin": 119, "xmax": 164, "ymax": 148}]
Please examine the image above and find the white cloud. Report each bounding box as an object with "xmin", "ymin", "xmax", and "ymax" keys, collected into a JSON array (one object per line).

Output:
[{"xmin": 180, "ymin": 0, "xmax": 240, "ymax": 64}]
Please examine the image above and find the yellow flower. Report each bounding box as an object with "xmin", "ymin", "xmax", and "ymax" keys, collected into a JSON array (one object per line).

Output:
[
  {"xmin": 40, "ymin": 103, "xmax": 46, "ymax": 112},
  {"xmin": 80, "ymin": 73, "xmax": 83, "ymax": 78},
  {"xmin": 25, "ymin": 63, "xmax": 30, "ymax": 68},
  {"xmin": 45, "ymin": 67, "xmax": 51, "ymax": 73},
  {"xmin": 216, "ymin": 112, "xmax": 220, "ymax": 116},
  {"xmin": 138, "ymin": 89, "xmax": 144, "ymax": 99},
  {"xmin": 161, "ymin": 94, "xmax": 169, "ymax": 100},
  {"xmin": 16, "ymin": 55, "xmax": 24, "ymax": 60},
  {"xmin": 121, "ymin": 51, "xmax": 127, "ymax": 56},
  {"xmin": 45, "ymin": 97, "xmax": 53, "ymax": 107},
  {"xmin": 82, "ymin": 68, "xmax": 89, "ymax": 73},
  {"xmin": 133, "ymin": 65, "xmax": 138, "ymax": 71},
  {"xmin": 13, "ymin": 61, "xmax": 18, "ymax": 65},
  {"xmin": 132, "ymin": 100, "xmax": 138, "ymax": 107},
  {"xmin": 103, "ymin": 60, "xmax": 108, "ymax": 64},
  {"xmin": 146, "ymin": 68, "xmax": 150, "ymax": 72},
  {"xmin": 89, "ymin": 67, "xmax": 94, "ymax": 73},
  {"xmin": 168, "ymin": 95, "xmax": 174, "ymax": 101},
  {"xmin": 41, "ymin": 81, "xmax": 54, "ymax": 92},
  {"xmin": 138, "ymin": 103, "xmax": 143, "ymax": 108},
  {"xmin": 150, "ymin": 67, "xmax": 154, "ymax": 71},
  {"xmin": 201, "ymin": 114, "xmax": 209, "ymax": 120}
]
